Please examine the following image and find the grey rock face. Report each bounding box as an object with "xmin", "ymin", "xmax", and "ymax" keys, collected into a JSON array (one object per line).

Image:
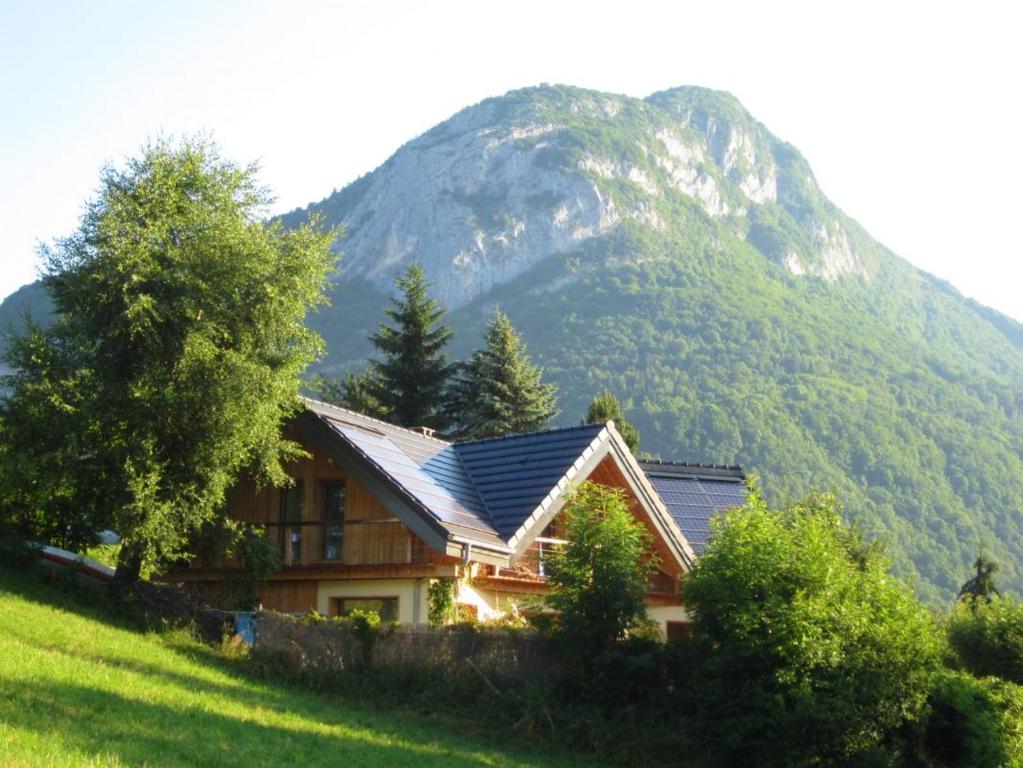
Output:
[{"xmin": 292, "ymin": 85, "xmax": 867, "ymax": 308}]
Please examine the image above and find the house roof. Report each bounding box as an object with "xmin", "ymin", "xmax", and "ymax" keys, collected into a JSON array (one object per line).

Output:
[
  {"xmin": 455, "ymin": 424, "xmax": 607, "ymax": 538},
  {"xmin": 296, "ymin": 399, "xmax": 507, "ymax": 552},
  {"xmin": 638, "ymin": 460, "xmax": 748, "ymax": 553},
  {"xmin": 296, "ymin": 397, "xmax": 730, "ymax": 567}
]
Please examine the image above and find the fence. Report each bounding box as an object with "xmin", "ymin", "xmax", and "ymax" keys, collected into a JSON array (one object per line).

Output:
[{"xmin": 252, "ymin": 611, "xmax": 561, "ymax": 684}]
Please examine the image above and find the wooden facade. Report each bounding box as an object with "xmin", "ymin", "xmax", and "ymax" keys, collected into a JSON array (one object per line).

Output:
[{"xmin": 168, "ymin": 423, "xmax": 685, "ymax": 624}]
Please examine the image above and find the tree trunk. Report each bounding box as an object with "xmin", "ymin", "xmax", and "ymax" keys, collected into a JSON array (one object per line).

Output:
[{"xmin": 112, "ymin": 541, "xmax": 144, "ymax": 587}]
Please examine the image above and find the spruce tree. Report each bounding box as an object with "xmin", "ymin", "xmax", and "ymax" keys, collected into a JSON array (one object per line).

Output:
[
  {"xmin": 447, "ymin": 310, "xmax": 557, "ymax": 439},
  {"xmin": 586, "ymin": 389, "xmax": 640, "ymax": 452},
  {"xmin": 368, "ymin": 265, "xmax": 453, "ymax": 428}
]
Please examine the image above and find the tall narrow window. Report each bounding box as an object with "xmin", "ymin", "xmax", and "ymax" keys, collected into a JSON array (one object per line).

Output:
[
  {"xmin": 323, "ymin": 482, "xmax": 346, "ymax": 561},
  {"xmin": 282, "ymin": 481, "xmax": 304, "ymax": 564}
]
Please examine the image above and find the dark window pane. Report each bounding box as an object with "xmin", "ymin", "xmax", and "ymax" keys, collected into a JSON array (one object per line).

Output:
[
  {"xmin": 323, "ymin": 482, "xmax": 345, "ymax": 561},
  {"xmin": 284, "ymin": 482, "xmax": 303, "ymax": 523},
  {"xmin": 281, "ymin": 482, "xmax": 304, "ymax": 563}
]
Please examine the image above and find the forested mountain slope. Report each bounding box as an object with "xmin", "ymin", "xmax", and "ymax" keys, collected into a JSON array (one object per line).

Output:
[{"xmin": 6, "ymin": 85, "xmax": 1023, "ymax": 601}]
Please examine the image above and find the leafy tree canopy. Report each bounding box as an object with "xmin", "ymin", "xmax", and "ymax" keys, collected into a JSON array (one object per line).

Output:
[
  {"xmin": 446, "ymin": 310, "xmax": 557, "ymax": 439},
  {"xmin": 948, "ymin": 595, "xmax": 1023, "ymax": 685},
  {"xmin": 585, "ymin": 389, "xmax": 639, "ymax": 452},
  {"xmin": 680, "ymin": 491, "xmax": 941, "ymax": 766},
  {"xmin": 0, "ymin": 137, "xmax": 337, "ymax": 580},
  {"xmin": 368, "ymin": 265, "xmax": 453, "ymax": 429}
]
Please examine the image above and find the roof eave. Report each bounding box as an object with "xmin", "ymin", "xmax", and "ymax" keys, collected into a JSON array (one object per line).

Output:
[
  {"xmin": 293, "ymin": 410, "xmax": 456, "ymax": 556},
  {"xmin": 604, "ymin": 423, "xmax": 698, "ymax": 571},
  {"xmin": 502, "ymin": 423, "xmax": 697, "ymax": 572}
]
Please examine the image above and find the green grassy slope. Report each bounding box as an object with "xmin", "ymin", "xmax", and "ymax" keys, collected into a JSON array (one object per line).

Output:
[{"xmin": 0, "ymin": 568, "xmax": 593, "ymax": 768}]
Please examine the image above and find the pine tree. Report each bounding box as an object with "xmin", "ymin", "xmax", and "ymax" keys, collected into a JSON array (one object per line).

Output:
[
  {"xmin": 368, "ymin": 265, "xmax": 453, "ymax": 428},
  {"xmin": 447, "ymin": 310, "xmax": 557, "ymax": 439},
  {"xmin": 586, "ymin": 389, "xmax": 640, "ymax": 452}
]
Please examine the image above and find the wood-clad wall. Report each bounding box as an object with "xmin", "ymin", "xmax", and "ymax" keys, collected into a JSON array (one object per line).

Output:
[
  {"xmin": 586, "ymin": 456, "xmax": 683, "ymax": 585},
  {"xmin": 225, "ymin": 427, "xmax": 428, "ymax": 568},
  {"xmin": 258, "ymin": 580, "xmax": 319, "ymax": 613}
]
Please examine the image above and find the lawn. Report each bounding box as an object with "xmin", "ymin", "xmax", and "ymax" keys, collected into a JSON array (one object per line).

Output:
[{"xmin": 0, "ymin": 567, "xmax": 596, "ymax": 768}]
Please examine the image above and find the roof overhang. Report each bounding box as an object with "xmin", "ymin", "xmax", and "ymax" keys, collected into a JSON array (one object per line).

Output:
[
  {"xmin": 505, "ymin": 422, "xmax": 698, "ymax": 571},
  {"xmin": 293, "ymin": 410, "xmax": 512, "ymax": 567}
]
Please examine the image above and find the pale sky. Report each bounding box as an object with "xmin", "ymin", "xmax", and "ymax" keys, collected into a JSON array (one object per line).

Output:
[{"xmin": 2, "ymin": 1, "xmax": 1021, "ymax": 319}]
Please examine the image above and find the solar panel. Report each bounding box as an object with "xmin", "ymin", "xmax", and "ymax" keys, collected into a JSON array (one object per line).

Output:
[
  {"xmin": 328, "ymin": 421, "xmax": 501, "ymax": 539},
  {"xmin": 644, "ymin": 472, "xmax": 748, "ymax": 553}
]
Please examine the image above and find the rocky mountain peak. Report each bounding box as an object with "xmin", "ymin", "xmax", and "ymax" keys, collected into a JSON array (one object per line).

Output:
[{"xmin": 284, "ymin": 84, "xmax": 869, "ymax": 308}]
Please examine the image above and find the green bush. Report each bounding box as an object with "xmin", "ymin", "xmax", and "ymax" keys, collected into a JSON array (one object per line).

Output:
[
  {"xmin": 920, "ymin": 671, "xmax": 1023, "ymax": 767},
  {"xmin": 679, "ymin": 491, "xmax": 942, "ymax": 766},
  {"xmin": 427, "ymin": 578, "xmax": 456, "ymax": 626},
  {"xmin": 948, "ymin": 597, "xmax": 1023, "ymax": 684}
]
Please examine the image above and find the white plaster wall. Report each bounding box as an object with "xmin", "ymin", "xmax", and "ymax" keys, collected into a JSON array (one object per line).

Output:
[
  {"xmin": 316, "ymin": 579, "xmax": 431, "ymax": 624},
  {"xmin": 647, "ymin": 604, "xmax": 690, "ymax": 635},
  {"xmin": 455, "ymin": 581, "xmax": 511, "ymax": 621}
]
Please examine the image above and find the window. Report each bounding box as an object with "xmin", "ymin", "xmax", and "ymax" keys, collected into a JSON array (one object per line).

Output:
[
  {"xmin": 322, "ymin": 482, "xmax": 346, "ymax": 561},
  {"xmin": 333, "ymin": 597, "xmax": 398, "ymax": 623},
  {"xmin": 282, "ymin": 481, "xmax": 304, "ymax": 564}
]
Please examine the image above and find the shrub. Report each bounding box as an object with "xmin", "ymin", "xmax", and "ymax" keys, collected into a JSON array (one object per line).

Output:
[
  {"xmin": 948, "ymin": 597, "xmax": 1023, "ymax": 684},
  {"xmin": 427, "ymin": 578, "xmax": 456, "ymax": 626},
  {"xmin": 920, "ymin": 671, "xmax": 1023, "ymax": 767},
  {"xmin": 544, "ymin": 482, "xmax": 658, "ymax": 659},
  {"xmin": 679, "ymin": 491, "xmax": 942, "ymax": 766}
]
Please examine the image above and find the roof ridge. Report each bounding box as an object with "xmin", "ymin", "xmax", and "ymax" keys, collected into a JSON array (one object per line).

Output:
[
  {"xmin": 454, "ymin": 421, "xmax": 608, "ymax": 447},
  {"xmin": 638, "ymin": 458, "xmax": 744, "ymax": 471},
  {"xmin": 300, "ymin": 396, "xmax": 452, "ymax": 445}
]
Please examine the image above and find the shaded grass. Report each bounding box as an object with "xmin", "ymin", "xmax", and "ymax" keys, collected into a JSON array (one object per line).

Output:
[{"xmin": 0, "ymin": 568, "xmax": 597, "ymax": 767}]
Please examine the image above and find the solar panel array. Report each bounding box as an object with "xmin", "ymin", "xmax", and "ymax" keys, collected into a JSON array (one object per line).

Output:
[
  {"xmin": 644, "ymin": 473, "xmax": 748, "ymax": 553},
  {"xmin": 305, "ymin": 400, "xmax": 505, "ymax": 548},
  {"xmin": 454, "ymin": 425, "xmax": 606, "ymax": 537}
]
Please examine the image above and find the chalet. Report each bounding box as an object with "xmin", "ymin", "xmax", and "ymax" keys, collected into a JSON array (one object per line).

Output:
[{"xmin": 166, "ymin": 398, "xmax": 748, "ymax": 637}]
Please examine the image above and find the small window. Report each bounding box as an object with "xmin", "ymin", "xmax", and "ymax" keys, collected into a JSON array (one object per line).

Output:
[
  {"xmin": 281, "ymin": 482, "xmax": 304, "ymax": 564},
  {"xmin": 334, "ymin": 597, "xmax": 398, "ymax": 623},
  {"xmin": 323, "ymin": 482, "xmax": 346, "ymax": 561}
]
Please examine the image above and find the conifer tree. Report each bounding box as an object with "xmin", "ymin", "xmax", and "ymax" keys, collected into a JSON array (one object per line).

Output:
[
  {"xmin": 586, "ymin": 389, "xmax": 640, "ymax": 453},
  {"xmin": 447, "ymin": 310, "xmax": 557, "ymax": 439},
  {"xmin": 368, "ymin": 265, "xmax": 453, "ymax": 428}
]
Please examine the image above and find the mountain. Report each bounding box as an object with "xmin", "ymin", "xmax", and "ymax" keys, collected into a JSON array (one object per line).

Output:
[{"xmin": 5, "ymin": 84, "xmax": 1023, "ymax": 601}]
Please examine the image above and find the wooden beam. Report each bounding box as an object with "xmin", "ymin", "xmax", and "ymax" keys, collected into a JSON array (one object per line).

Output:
[
  {"xmin": 160, "ymin": 563, "xmax": 450, "ymax": 583},
  {"xmin": 473, "ymin": 576, "xmax": 551, "ymax": 595}
]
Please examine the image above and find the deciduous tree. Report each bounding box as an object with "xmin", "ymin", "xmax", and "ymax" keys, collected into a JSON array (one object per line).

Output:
[
  {"xmin": 0, "ymin": 137, "xmax": 336, "ymax": 582},
  {"xmin": 680, "ymin": 491, "xmax": 941, "ymax": 766},
  {"xmin": 544, "ymin": 482, "xmax": 657, "ymax": 656}
]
